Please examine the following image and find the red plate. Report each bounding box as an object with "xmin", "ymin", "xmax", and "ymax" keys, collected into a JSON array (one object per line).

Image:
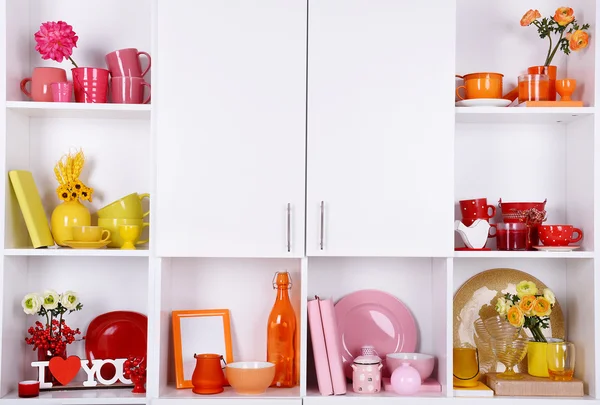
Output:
[{"xmin": 85, "ymin": 311, "xmax": 147, "ymax": 380}]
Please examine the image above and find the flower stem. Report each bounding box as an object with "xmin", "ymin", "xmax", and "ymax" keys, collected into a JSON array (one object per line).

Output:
[
  {"xmin": 546, "ymin": 33, "xmax": 564, "ymax": 66},
  {"xmin": 545, "ymin": 34, "xmax": 553, "ymax": 66},
  {"xmin": 68, "ymin": 57, "xmax": 78, "ymax": 69}
]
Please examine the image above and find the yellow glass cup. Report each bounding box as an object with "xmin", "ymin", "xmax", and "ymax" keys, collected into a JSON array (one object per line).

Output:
[
  {"xmin": 453, "ymin": 345, "xmax": 480, "ymax": 387},
  {"xmin": 119, "ymin": 225, "xmax": 140, "ymax": 250},
  {"xmin": 72, "ymin": 226, "xmax": 111, "ymax": 242},
  {"xmin": 547, "ymin": 341, "xmax": 575, "ymax": 381},
  {"xmin": 97, "ymin": 218, "xmax": 149, "ymax": 248}
]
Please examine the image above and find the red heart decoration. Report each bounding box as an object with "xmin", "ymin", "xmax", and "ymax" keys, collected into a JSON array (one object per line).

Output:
[{"xmin": 49, "ymin": 356, "xmax": 81, "ymax": 386}]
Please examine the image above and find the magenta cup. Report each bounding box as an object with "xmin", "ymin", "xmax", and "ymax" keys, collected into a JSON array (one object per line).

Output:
[
  {"xmin": 496, "ymin": 222, "xmax": 527, "ymax": 251},
  {"xmin": 51, "ymin": 82, "xmax": 72, "ymax": 102}
]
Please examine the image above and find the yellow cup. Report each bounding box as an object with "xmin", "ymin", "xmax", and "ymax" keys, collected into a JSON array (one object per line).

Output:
[
  {"xmin": 453, "ymin": 346, "xmax": 480, "ymax": 387},
  {"xmin": 97, "ymin": 218, "xmax": 149, "ymax": 248},
  {"xmin": 97, "ymin": 193, "xmax": 150, "ymax": 219},
  {"xmin": 119, "ymin": 225, "xmax": 140, "ymax": 250},
  {"xmin": 72, "ymin": 226, "xmax": 111, "ymax": 243}
]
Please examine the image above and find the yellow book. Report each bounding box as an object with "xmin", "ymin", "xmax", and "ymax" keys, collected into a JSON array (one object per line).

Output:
[{"xmin": 8, "ymin": 171, "xmax": 55, "ymax": 248}]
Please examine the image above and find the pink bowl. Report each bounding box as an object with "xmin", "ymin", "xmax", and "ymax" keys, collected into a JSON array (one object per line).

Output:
[{"xmin": 386, "ymin": 353, "xmax": 435, "ymax": 381}]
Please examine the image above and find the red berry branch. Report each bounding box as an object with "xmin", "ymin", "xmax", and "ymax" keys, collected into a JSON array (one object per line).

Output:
[
  {"xmin": 124, "ymin": 356, "xmax": 146, "ymax": 380},
  {"xmin": 25, "ymin": 319, "xmax": 82, "ymax": 356}
]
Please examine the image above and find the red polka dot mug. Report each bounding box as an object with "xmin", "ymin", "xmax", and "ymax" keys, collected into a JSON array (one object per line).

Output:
[
  {"xmin": 459, "ymin": 198, "xmax": 496, "ymax": 226},
  {"xmin": 538, "ymin": 225, "xmax": 583, "ymax": 247}
]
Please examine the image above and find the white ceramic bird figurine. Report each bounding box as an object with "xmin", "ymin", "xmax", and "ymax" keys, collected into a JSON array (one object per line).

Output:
[{"xmin": 455, "ymin": 219, "xmax": 491, "ymax": 249}]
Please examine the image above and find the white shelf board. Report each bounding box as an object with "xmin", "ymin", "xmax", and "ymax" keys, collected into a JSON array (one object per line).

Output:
[
  {"xmin": 4, "ymin": 247, "xmax": 150, "ymax": 257},
  {"xmin": 1, "ymin": 388, "xmax": 147, "ymax": 404},
  {"xmin": 455, "ymin": 107, "xmax": 595, "ymax": 124},
  {"xmin": 454, "ymin": 250, "xmax": 594, "ymax": 259},
  {"xmin": 159, "ymin": 386, "xmax": 300, "ymax": 401},
  {"xmin": 305, "ymin": 385, "xmax": 446, "ymax": 404},
  {"xmin": 6, "ymin": 101, "xmax": 151, "ymax": 120}
]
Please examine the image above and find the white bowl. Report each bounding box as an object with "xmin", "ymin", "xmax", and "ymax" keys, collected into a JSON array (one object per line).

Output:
[{"xmin": 386, "ymin": 353, "xmax": 435, "ymax": 381}]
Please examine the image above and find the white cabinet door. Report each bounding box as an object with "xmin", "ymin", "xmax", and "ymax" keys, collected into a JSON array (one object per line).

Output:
[
  {"xmin": 155, "ymin": 0, "xmax": 306, "ymax": 257},
  {"xmin": 306, "ymin": 0, "xmax": 455, "ymax": 256}
]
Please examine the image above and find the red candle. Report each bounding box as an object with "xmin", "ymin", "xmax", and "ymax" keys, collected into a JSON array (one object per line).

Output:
[{"xmin": 18, "ymin": 381, "xmax": 40, "ymax": 398}]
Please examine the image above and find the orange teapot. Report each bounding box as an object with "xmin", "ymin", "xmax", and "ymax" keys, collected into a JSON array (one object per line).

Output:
[{"xmin": 191, "ymin": 353, "xmax": 227, "ymax": 395}]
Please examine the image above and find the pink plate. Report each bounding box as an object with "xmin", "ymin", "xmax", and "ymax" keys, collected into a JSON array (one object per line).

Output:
[{"xmin": 335, "ymin": 290, "xmax": 417, "ymax": 379}]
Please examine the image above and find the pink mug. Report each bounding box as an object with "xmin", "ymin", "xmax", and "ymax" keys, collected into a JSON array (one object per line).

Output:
[
  {"xmin": 51, "ymin": 82, "xmax": 72, "ymax": 102},
  {"xmin": 20, "ymin": 67, "xmax": 67, "ymax": 102},
  {"xmin": 72, "ymin": 67, "xmax": 110, "ymax": 103},
  {"xmin": 110, "ymin": 77, "xmax": 151, "ymax": 104},
  {"xmin": 105, "ymin": 48, "xmax": 151, "ymax": 78}
]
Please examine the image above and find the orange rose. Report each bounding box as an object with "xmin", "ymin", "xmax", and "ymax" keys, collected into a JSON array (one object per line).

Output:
[
  {"xmin": 521, "ymin": 9, "xmax": 541, "ymax": 26},
  {"xmin": 507, "ymin": 306, "xmax": 525, "ymax": 327},
  {"xmin": 518, "ymin": 295, "xmax": 536, "ymax": 315},
  {"xmin": 533, "ymin": 297, "xmax": 552, "ymax": 317},
  {"xmin": 569, "ymin": 30, "xmax": 589, "ymax": 51},
  {"xmin": 554, "ymin": 7, "xmax": 575, "ymax": 26}
]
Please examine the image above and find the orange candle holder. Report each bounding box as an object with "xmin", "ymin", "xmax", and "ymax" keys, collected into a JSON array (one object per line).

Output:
[{"xmin": 518, "ymin": 74, "xmax": 550, "ymax": 104}]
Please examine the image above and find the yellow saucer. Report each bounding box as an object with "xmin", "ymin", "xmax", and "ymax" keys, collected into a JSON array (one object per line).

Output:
[{"xmin": 63, "ymin": 240, "xmax": 111, "ymax": 249}]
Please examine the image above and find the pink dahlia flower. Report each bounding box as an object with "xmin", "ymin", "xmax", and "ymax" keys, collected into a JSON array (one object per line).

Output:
[{"xmin": 34, "ymin": 21, "xmax": 79, "ymax": 67}]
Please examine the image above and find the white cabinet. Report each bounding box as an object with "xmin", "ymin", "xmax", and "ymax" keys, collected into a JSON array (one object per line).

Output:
[
  {"xmin": 155, "ymin": 0, "xmax": 307, "ymax": 258},
  {"xmin": 306, "ymin": 0, "xmax": 455, "ymax": 257}
]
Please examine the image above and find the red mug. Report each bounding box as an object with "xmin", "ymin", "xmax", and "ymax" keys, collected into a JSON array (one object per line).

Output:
[
  {"xmin": 105, "ymin": 48, "xmax": 151, "ymax": 78},
  {"xmin": 459, "ymin": 198, "xmax": 496, "ymax": 220},
  {"xmin": 111, "ymin": 77, "xmax": 151, "ymax": 104},
  {"xmin": 20, "ymin": 67, "xmax": 67, "ymax": 102},
  {"xmin": 538, "ymin": 225, "xmax": 583, "ymax": 247},
  {"xmin": 72, "ymin": 67, "xmax": 109, "ymax": 103}
]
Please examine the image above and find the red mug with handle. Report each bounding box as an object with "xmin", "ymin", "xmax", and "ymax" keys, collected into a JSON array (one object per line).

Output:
[
  {"xmin": 105, "ymin": 48, "xmax": 151, "ymax": 78},
  {"xmin": 538, "ymin": 225, "xmax": 583, "ymax": 247},
  {"xmin": 460, "ymin": 198, "xmax": 496, "ymax": 221},
  {"xmin": 110, "ymin": 77, "xmax": 151, "ymax": 104},
  {"xmin": 20, "ymin": 67, "xmax": 67, "ymax": 102}
]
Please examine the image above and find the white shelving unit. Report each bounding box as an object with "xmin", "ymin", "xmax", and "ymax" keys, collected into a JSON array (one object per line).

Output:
[{"xmin": 1, "ymin": 0, "xmax": 599, "ymax": 405}]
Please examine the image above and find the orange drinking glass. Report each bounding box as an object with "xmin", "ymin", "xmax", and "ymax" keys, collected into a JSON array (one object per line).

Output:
[
  {"xmin": 518, "ymin": 74, "xmax": 549, "ymax": 104},
  {"xmin": 267, "ymin": 271, "xmax": 296, "ymax": 388},
  {"xmin": 556, "ymin": 79, "xmax": 576, "ymax": 101}
]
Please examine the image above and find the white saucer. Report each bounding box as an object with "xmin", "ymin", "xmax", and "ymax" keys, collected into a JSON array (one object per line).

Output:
[
  {"xmin": 533, "ymin": 245, "xmax": 580, "ymax": 252},
  {"xmin": 455, "ymin": 98, "xmax": 511, "ymax": 107}
]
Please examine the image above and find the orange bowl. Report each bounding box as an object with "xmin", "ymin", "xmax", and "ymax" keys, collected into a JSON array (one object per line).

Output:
[{"xmin": 226, "ymin": 362, "xmax": 275, "ymax": 395}]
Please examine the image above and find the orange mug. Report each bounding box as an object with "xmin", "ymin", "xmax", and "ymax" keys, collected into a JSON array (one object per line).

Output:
[{"xmin": 456, "ymin": 72, "xmax": 504, "ymax": 100}]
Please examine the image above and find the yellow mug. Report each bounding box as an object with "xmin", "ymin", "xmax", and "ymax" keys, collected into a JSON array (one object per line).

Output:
[
  {"xmin": 97, "ymin": 193, "xmax": 150, "ymax": 219},
  {"xmin": 97, "ymin": 218, "xmax": 149, "ymax": 248},
  {"xmin": 453, "ymin": 345, "xmax": 480, "ymax": 387},
  {"xmin": 72, "ymin": 226, "xmax": 111, "ymax": 243}
]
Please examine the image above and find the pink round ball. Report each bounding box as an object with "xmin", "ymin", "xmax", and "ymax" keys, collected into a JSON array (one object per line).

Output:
[{"xmin": 390, "ymin": 362, "xmax": 421, "ymax": 395}]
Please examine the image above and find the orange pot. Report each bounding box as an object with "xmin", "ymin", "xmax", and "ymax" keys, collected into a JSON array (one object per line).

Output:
[
  {"xmin": 456, "ymin": 72, "xmax": 504, "ymax": 100},
  {"xmin": 191, "ymin": 353, "xmax": 226, "ymax": 395}
]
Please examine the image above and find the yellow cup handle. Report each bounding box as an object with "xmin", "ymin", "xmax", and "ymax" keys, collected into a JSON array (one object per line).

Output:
[
  {"xmin": 139, "ymin": 193, "xmax": 150, "ymax": 219},
  {"xmin": 136, "ymin": 223, "xmax": 150, "ymax": 245},
  {"xmin": 100, "ymin": 229, "xmax": 111, "ymax": 242}
]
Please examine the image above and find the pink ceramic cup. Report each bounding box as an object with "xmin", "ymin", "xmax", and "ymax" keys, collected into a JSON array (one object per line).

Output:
[
  {"xmin": 51, "ymin": 82, "xmax": 72, "ymax": 102},
  {"xmin": 110, "ymin": 77, "xmax": 151, "ymax": 104},
  {"xmin": 105, "ymin": 48, "xmax": 151, "ymax": 78},
  {"xmin": 20, "ymin": 67, "xmax": 67, "ymax": 102},
  {"xmin": 72, "ymin": 67, "xmax": 110, "ymax": 103}
]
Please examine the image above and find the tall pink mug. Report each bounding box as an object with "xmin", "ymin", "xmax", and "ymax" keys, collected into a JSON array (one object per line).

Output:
[{"xmin": 105, "ymin": 48, "xmax": 151, "ymax": 78}]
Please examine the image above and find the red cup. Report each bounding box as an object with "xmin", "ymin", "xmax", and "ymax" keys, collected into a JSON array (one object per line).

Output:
[
  {"xmin": 110, "ymin": 77, "xmax": 151, "ymax": 104},
  {"xmin": 459, "ymin": 198, "xmax": 496, "ymax": 220},
  {"xmin": 18, "ymin": 381, "xmax": 40, "ymax": 398},
  {"xmin": 538, "ymin": 225, "xmax": 583, "ymax": 247},
  {"xmin": 105, "ymin": 48, "xmax": 151, "ymax": 78},
  {"xmin": 51, "ymin": 82, "xmax": 73, "ymax": 102},
  {"xmin": 20, "ymin": 67, "xmax": 68, "ymax": 102},
  {"xmin": 72, "ymin": 67, "xmax": 109, "ymax": 103},
  {"xmin": 496, "ymin": 223, "xmax": 527, "ymax": 251}
]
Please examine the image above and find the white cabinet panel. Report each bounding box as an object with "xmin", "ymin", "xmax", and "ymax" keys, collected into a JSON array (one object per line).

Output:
[
  {"xmin": 306, "ymin": 0, "xmax": 455, "ymax": 256},
  {"xmin": 155, "ymin": 0, "xmax": 306, "ymax": 257}
]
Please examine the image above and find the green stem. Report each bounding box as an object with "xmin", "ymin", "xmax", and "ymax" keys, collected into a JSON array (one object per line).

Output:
[
  {"xmin": 68, "ymin": 56, "xmax": 78, "ymax": 69},
  {"xmin": 529, "ymin": 323, "xmax": 547, "ymax": 342},
  {"xmin": 545, "ymin": 34, "xmax": 553, "ymax": 66},
  {"xmin": 546, "ymin": 33, "xmax": 564, "ymax": 66}
]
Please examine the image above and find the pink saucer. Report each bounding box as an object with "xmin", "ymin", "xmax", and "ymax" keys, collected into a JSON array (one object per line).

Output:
[{"xmin": 335, "ymin": 290, "xmax": 417, "ymax": 379}]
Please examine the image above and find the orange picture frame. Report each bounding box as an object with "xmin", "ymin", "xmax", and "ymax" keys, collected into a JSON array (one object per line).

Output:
[{"xmin": 172, "ymin": 309, "xmax": 233, "ymax": 389}]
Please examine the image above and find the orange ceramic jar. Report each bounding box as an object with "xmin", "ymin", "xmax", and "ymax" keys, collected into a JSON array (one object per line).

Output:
[{"xmin": 518, "ymin": 74, "xmax": 550, "ymax": 104}]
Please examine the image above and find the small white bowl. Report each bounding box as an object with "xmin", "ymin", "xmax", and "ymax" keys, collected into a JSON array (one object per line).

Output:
[{"xmin": 386, "ymin": 353, "xmax": 435, "ymax": 381}]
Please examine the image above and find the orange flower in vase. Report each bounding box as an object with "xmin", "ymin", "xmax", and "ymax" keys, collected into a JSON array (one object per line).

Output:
[{"xmin": 553, "ymin": 7, "xmax": 575, "ymax": 26}]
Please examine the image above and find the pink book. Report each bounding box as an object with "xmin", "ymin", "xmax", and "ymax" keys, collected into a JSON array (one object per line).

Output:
[
  {"xmin": 307, "ymin": 298, "xmax": 333, "ymax": 395},
  {"xmin": 318, "ymin": 298, "xmax": 347, "ymax": 395}
]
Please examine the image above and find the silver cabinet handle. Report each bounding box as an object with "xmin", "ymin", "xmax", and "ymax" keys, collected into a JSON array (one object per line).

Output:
[
  {"xmin": 286, "ymin": 203, "xmax": 291, "ymax": 253},
  {"xmin": 320, "ymin": 201, "xmax": 324, "ymax": 250}
]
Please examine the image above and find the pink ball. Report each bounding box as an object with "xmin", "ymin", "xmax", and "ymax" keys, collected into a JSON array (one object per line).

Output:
[{"xmin": 390, "ymin": 362, "xmax": 421, "ymax": 395}]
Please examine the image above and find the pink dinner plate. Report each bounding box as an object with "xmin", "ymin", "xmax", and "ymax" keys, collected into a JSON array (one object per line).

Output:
[
  {"xmin": 334, "ymin": 289, "xmax": 417, "ymax": 379},
  {"xmin": 85, "ymin": 311, "xmax": 147, "ymax": 381}
]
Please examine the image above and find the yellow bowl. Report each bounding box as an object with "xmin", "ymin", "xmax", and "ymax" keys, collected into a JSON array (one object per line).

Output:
[{"xmin": 226, "ymin": 362, "xmax": 275, "ymax": 395}]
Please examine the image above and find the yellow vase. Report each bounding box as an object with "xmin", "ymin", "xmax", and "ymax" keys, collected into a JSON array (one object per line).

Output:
[
  {"xmin": 50, "ymin": 200, "xmax": 91, "ymax": 246},
  {"xmin": 528, "ymin": 340, "xmax": 562, "ymax": 377}
]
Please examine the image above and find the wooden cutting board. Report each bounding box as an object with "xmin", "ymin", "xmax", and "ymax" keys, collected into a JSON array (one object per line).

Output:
[{"xmin": 486, "ymin": 373, "xmax": 584, "ymax": 397}]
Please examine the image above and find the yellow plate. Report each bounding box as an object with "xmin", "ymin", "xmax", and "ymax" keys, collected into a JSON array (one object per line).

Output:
[
  {"xmin": 63, "ymin": 240, "xmax": 111, "ymax": 249},
  {"xmin": 453, "ymin": 268, "xmax": 564, "ymax": 377}
]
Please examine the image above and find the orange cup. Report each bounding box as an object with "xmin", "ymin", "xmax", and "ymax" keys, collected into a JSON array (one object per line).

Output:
[
  {"xmin": 518, "ymin": 74, "xmax": 549, "ymax": 104},
  {"xmin": 556, "ymin": 79, "xmax": 576, "ymax": 101},
  {"xmin": 456, "ymin": 72, "xmax": 503, "ymax": 100}
]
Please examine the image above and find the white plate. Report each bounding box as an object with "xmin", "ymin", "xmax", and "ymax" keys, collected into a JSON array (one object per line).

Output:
[
  {"xmin": 533, "ymin": 245, "xmax": 580, "ymax": 252},
  {"xmin": 455, "ymin": 99, "xmax": 511, "ymax": 107}
]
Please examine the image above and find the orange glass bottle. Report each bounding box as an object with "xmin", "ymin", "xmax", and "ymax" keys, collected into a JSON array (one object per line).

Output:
[{"xmin": 267, "ymin": 271, "xmax": 296, "ymax": 387}]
